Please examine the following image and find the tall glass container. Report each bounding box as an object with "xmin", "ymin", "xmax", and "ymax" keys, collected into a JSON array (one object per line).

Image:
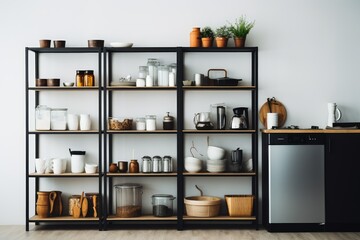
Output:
[
  {"xmin": 115, "ymin": 184, "xmax": 143, "ymax": 217},
  {"xmin": 158, "ymin": 65, "xmax": 169, "ymax": 87},
  {"xmin": 50, "ymin": 108, "xmax": 68, "ymax": 130},
  {"xmin": 35, "ymin": 105, "xmax": 51, "ymax": 130},
  {"xmin": 147, "ymin": 58, "xmax": 160, "ymax": 86}
]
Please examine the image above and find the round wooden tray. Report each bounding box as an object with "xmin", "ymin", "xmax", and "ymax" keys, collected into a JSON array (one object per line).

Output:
[{"xmin": 259, "ymin": 98, "xmax": 287, "ymax": 128}]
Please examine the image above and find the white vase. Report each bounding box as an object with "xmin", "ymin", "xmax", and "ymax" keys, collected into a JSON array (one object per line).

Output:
[{"xmin": 80, "ymin": 114, "xmax": 91, "ymax": 130}]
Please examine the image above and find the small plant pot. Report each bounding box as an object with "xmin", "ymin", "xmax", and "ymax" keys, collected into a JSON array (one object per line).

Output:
[
  {"xmin": 201, "ymin": 37, "xmax": 213, "ymax": 48},
  {"xmin": 215, "ymin": 37, "xmax": 228, "ymax": 48},
  {"xmin": 234, "ymin": 37, "xmax": 246, "ymax": 48}
]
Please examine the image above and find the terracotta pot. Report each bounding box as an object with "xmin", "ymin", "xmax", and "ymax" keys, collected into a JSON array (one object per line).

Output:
[
  {"xmin": 215, "ymin": 37, "xmax": 228, "ymax": 48},
  {"xmin": 201, "ymin": 37, "xmax": 213, "ymax": 48},
  {"xmin": 109, "ymin": 163, "xmax": 118, "ymax": 173},
  {"xmin": 190, "ymin": 27, "xmax": 201, "ymax": 47},
  {"xmin": 36, "ymin": 191, "xmax": 50, "ymax": 218},
  {"xmin": 234, "ymin": 37, "xmax": 246, "ymax": 48}
]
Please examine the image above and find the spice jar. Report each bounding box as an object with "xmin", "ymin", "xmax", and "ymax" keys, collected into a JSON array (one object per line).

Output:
[
  {"xmin": 84, "ymin": 70, "xmax": 94, "ymax": 86},
  {"xmin": 152, "ymin": 156, "xmax": 162, "ymax": 173},
  {"xmin": 163, "ymin": 112, "xmax": 175, "ymax": 130},
  {"xmin": 145, "ymin": 115, "xmax": 156, "ymax": 131},
  {"xmin": 147, "ymin": 58, "xmax": 160, "ymax": 86},
  {"xmin": 129, "ymin": 160, "xmax": 139, "ymax": 173},
  {"xmin": 76, "ymin": 70, "xmax": 85, "ymax": 87},
  {"xmin": 141, "ymin": 156, "xmax": 152, "ymax": 173},
  {"xmin": 35, "ymin": 105, "xmax": 51, "ymax": 130}
]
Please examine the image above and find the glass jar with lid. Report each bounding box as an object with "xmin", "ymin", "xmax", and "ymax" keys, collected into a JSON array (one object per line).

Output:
[
  {"xmin": 35, "ymin": 105, "xmax": 51, "ymax": 130},
  {"xmin": 84, "ymin": 70, "xmax": 94, "ymax": 86},
  {"xmin": 158, "ymin": 65, "xmax": 169, "ymax": 87},
  {"xmin": 152, "ymin": 156, "xmax": 162, "ymax": 173},
  {"xmin": 162, "ymin": 155, "xmax": 173, "ymax": 173},
  {"xmin": 152, "ymin": 194, "xmax": 176, "ymax": 217},
  {"xmin": 145, "ymin": 115, "xmax": 156, "ymax": 131},
  {"xmin": 141, "ymin": 156, "xmax": 152, "ymax": 173},
  {"xmin": 147, "ymin": 58, "xmax": 160, "ymax": 86},
  {"xmin": 115, "ymin": 184, "xmax": 143, "ymax": 217},
  {"xmin": 76, "ymin": 70, "xmax": 85, "ymax": 87},
  {"xmin": 50, "ymin": 108, "xmax": 68, "ymax": 130},
  {"xmin": 135, "ymin": 117, "xmax": 146, "ymax": 130}
]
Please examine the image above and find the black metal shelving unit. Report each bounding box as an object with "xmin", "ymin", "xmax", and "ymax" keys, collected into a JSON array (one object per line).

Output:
[
  {"xmin": 25, "ymin": 47, "xmax": 103, "ymax": 231},
  {"xmin": 25, "ymin": 46, "xmax": 258, "ymax": 231}
]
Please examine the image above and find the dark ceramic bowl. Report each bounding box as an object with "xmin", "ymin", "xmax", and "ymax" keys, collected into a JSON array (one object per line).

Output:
[
  {"xmin": 88, "ymin": 40, "xmax": 104, "ymax": 48},
  {"xmin": 36, "ymin": 78, "xmax": 47, "ymax": 86},
  {"xmin": 54, "ymin": 40, "xmax": 66, "ymax": 48},
  {"xmin": 39, "ymin": 39, "xmax": 51, "ymax": 48},
  {"xmin": 47, "ymin": 78, "xmax": 60, "ymax": 87}
]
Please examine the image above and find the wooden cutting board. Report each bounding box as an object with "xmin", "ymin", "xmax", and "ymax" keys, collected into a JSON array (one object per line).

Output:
[{"xmin": 259, "ymin": 98, "xmax": 287, "ymax": 128}]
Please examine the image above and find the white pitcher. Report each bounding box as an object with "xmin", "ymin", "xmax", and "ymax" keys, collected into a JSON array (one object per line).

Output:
[{"xmin": 327, "ymin": 103, "xmax": 342, "ymax": 127}]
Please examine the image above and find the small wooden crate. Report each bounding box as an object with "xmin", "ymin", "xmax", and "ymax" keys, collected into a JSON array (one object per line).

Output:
[{"xmin": 225, "ymin": 195, "xmax": 254, "ymax": 217}]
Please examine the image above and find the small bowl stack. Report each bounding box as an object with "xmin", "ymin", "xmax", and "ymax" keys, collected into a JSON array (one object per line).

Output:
[{"xmin": 207, "ymin": 146, "xmax": 226, "ymax": 173}]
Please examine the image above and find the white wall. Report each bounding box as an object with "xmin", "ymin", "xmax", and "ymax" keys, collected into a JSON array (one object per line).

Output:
[{"xmin": 1, "ymin": 0, "xmax": 360, "ymax": 225}]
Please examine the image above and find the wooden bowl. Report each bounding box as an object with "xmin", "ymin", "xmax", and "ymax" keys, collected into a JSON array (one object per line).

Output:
[
  {"xmin": 54, "ymin": 40, "xmax": 66, "ymax": 48},
  {"xmin": 88, "ymin": 40, "xmax": 104, "ymax": 48},
  {"xmin": 39, "ymin": 39, "xmax": 51, "ymax": 48},
  {"xmin": 184, "ymin": 196, "xmax": 221, "ymax": 217},
  {"xmin": 47, "ymin": 78, "xmax": 60, "ymax": 87},
  {"xmin": 36, "ymin": 78, "xmax": 47, "ymax": 86}
]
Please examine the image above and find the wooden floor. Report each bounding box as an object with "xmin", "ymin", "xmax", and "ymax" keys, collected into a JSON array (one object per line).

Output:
[{"xmin": 1, "ymin": 225, "xmax": 360, "ymax": 240}]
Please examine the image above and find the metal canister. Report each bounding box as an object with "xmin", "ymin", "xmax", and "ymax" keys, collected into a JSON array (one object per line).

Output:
[
  {"xmin": 152, "ymin": 156, "xmax": 162, "ymax": 173},
  {"xmin": 162, "ymin": 155, "xmax": 172, "ymax": 173},
  {"xmin": 142, "ymin": 156, "xmax": 152, "ymax": 173}
]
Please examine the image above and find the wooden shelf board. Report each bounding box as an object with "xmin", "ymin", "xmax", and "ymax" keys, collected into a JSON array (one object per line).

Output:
[
  {"xmin": 30, "ymin": 215, "xmax": 99, "ymax": 221},
  {"xmin": 183, "ymin": 172, "xmax": 255, "ymax": 176},
  {"xmin": 262, "ymin": 128, "xmax": 360, "ymax": 134},
  {"xmin": 29, "ymin": 130, "xmax": 99, "ymax": 134},
  {"xmin": 183, "ymin": 129, "xmax": 256, "ymax": 133},
  {"xmin": 107, "ymin": 130, "xmax": 177, "ymax": 134},
  {"xmin": 107, "ymin": 173, "xmax": 177, "ymax": 177},
  {"xmin": 182, "ymin": 86, "xmax": 256, "ymax": 90},
  {"xmin": 183, "ymin": 215, "xmax": 256, "ymax": 221},
  {"xmin": 29, "ymin": 173, "xmax": 100, "ymax": 177},
  {"xmin": 29, "ymin": 86, "xmax": 99, "ymax": 90},
  {"xmin": 107, "ymin": 86, "xmax": 176, "ymax": 90},
  {"xmin": 107, "ymin": 215, "xmax": 177, "ymax": 221}
]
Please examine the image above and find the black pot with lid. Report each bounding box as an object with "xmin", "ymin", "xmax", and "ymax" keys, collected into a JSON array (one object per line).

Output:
[{"xmin": 163, "ymin": 112, "xmax": 175, "ymax": 130}]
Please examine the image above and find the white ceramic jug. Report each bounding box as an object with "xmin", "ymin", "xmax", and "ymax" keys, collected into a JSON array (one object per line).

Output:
[{"xmin": 327, "ymin": 103, "xmax": 342, "ymax": 127}]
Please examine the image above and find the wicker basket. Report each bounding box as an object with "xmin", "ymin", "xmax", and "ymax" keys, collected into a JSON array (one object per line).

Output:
[
  {"xmin": 225, "ymin": 195, "xmax": 254, "ymax": 217},
  {"xmin": 184, "ymin": 196, "xmax": 221, "ymax": 217}
]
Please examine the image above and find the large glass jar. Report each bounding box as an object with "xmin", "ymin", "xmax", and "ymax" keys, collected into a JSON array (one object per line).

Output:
[
  {"xmin": 145, "ymin": 115, "xmax": 156, "ymax": 131},
  {"xmin": 115, "ymin": 184, "xmax": 142, "ymax": 217},
  {"xmin": 147, "ymin": 58, "xmax": 160, "ymax": 86},
  {"xmin": 152, "ymin": 194, "xmax": 175, "ymax": 217},
  {"xmin": 158, "ymin": 65, "xmax": 169, "ymax": 87},
  {"xmin": 50, "ymin": 108, "xmax": 68, "ymax": 130},
  {"xmin": 35, "ymin": 105, "xmax": 51, "ymax": 130}
]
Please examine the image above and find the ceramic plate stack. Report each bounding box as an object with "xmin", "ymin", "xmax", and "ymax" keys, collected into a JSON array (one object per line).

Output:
[{"xmin": 206, "ymin": 159, "xmax": 226, "ymax": 173}]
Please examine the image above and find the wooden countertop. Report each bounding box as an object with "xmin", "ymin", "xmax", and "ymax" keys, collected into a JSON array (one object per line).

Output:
[{"xmin": 261, "ymin": 128, "xmax": 360, "ymax": 134}]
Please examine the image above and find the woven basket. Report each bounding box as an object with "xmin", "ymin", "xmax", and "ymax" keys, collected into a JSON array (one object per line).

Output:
[
  {"xmin": 225, "ymin": 195, "xmax": 254, "ymax": 217},
  {"xmin": 184, "ymin": 196, "xmax": 221, "ymax": 217}
]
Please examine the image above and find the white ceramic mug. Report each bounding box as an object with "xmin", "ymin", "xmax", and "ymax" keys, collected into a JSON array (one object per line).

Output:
[
  {"xmin": 67, "ymin": 114, "xmax": 79, "ymax": 130},
  {"xmin": 80, "ymin": 114, "xmax": 91, "ymax": 130},
  {"xmin": 52, "ymin": 158, "xmax": 63, "ymax": 174},
  {"xmin": 35, "ymin": 158, "xmax": 46, "ymax": 174},
  {"xmin": 194, "ymin": 73, "xmax": 202, "ymax": 86},
  {"xmin": 267, "ymin": 113, "xmax": 279, "ymax": 129}
]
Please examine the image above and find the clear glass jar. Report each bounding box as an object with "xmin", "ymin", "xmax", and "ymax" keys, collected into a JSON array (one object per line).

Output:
[
  {"xmin": 76, "ymin": 70, "xmax": 85, "ymax": 87},
  {"xmin": 152, "ymin": 194, "xmax": 175, "ymax": 217},
  {"xmin": 158, "ymin": 65, "xmax": 169, "ymax": 87},
  {"xmin": 147, "ymin": 58, "xmax": 160, "ymax": 86},
  {"xmin": 115, "ymin": 184, "xmax": 142, "ymax": 217},
  {"xmin": 35, "ymin": 105, "xmax": 51, "ymax": 130},
  {"xmin": 152, "ymin": 156, "xmax": 162, "ymax": 173},
  {"xmin": 138, "ymin": 66, "xmax": 148, "ymax": 79},
  {"xmin": 135, "ymin": 117, "xmax": 146, "ymax": 130},
  {"xmin": 50, "ymin": 108, "xmax": 68, "ymax": 130},
  {"xmin": 145, "ymin": 115, "xmax": 156, "ymax": 131},
  {"xmin": 141, "ymin": 156, "xmax": 152, "ymax": 173}
]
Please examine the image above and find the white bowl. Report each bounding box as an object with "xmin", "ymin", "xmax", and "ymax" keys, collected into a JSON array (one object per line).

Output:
[
  {"xmin": 85, "ymin": 164, "xmax": 98, "ymax": 173},
  {"xmin": 110, "ymin": 42, "xmax": 133, "ymax": 48},
  {"xmin": 183, "ymin": 80, "xmax": 192, "ymax": 86},
  {"xmin": 185, "ymin": 157, "xmax": 202, "ymax": 173},
  {"xmin": 207, "ymin": 146, "xmax": 226, "ymax": 160}
]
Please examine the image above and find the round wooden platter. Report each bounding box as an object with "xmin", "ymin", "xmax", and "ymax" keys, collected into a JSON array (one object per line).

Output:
[{"xmin": 259, "ymin": 99, "xmax": 287, "ymax": 128}]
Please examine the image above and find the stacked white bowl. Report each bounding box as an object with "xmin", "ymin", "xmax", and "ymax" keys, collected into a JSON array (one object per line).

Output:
[
  {"xmin": 206, "ymin": 146, "xmax": 226, "ymax": 173},
  {"xmin": 185, "ymin": 157, "xmax": 202, "ymax": 173}
]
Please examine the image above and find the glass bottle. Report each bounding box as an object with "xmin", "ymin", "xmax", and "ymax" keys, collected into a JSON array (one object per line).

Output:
[
  {"xmin": 84, "ymin": 70, "xmax": 94, "ymax": 86},
  {"xmin": 147, "ymin": 58, "xmax": 160, "ymax": 86},
  {"xmin": 76, "ymin": 70, "xmax": 85, "ymax": 87}
]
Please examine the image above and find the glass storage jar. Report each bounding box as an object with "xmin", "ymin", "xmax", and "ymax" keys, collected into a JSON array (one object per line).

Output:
[
  {"xmin": 152, "ymin": 194, "xmax": 175, "ymax": 217},
  {"xmin": 135, "ymin": 117, "xmax": 146, "ymax": 130},
  {"xmin": 145, "ymin": 115, "xmax": 156, "ymax": 131},
  {"xmin": 50, "ymin": 108, "xmax": 68, "ymax": 130},
  {"xmin": 158, "ymin": 65, "xmax": 169, "ymax": 87},
  {"xmin": 147, "ymin": 58, "xmax": 160, "ymax": 86},
  {"xmin": 76, "ymin": 70, "xmax": 85, "ymax": 87},
  {"xmin": 35, "ymin": 105, "xmax": 51, "ymax": 130},
  {"xmin": 115, "ymin": 184, "xmax": 143, "ymax": 217},
  {"xmin": 138, "ymin": 66, "xmax": 148, "ymax": 79},
  {"xmin": 84, "ymin": 70, "xmax": 94, "ymax": 86}
]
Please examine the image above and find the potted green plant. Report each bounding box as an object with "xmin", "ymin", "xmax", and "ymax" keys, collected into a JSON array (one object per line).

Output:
[
  {"xmin": 228, "ymin": 16, "xmax": 255, "ymax": 47},
  {"xmin": 200, "ymin": 26, "xmax": 214, "ymax": 48},
  {"xmin": 215, "ymin": 25, "xmax": 231, "ymax": 48}
]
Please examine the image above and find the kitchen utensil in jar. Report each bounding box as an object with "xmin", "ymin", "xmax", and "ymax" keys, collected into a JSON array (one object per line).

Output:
[{"xmin": 259, "ymin": 97, "xmax": 287, "ymax": 128}]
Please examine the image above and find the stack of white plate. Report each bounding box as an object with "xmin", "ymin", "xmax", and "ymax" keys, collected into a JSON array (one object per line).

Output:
[{"xmin": 206, "ymin": 159, "xmax": 226, "ymax": 173}]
